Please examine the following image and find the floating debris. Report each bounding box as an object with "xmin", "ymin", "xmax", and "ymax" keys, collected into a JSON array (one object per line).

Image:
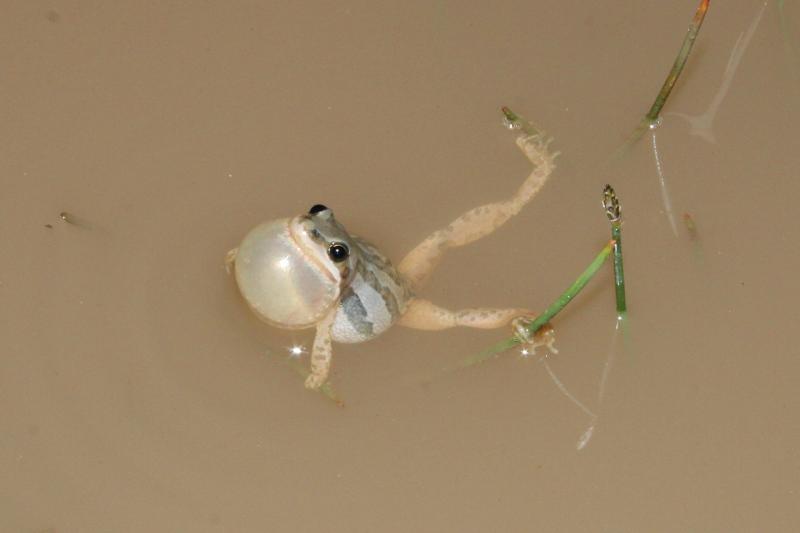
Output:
[
  {"xmin": 683, "ymin": 212, "xmax": 698, "ymax": 239},
  {"xmin": 57, "ymin": 211, "xmax": 91, "ymax": 228}
]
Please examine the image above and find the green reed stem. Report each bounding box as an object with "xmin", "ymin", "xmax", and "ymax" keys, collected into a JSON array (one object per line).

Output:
[
  {"xmin": 602, "ymin": 185, "xmax": 627, "ymax": 313},
  {"xmin": 501, "ymin": 106, "xmax": 540, "ymax": 136},
  {"xmin": 646, "ymin": 0, "xmax": 710, "ymax": 122},
  {"xmin": 462, "ymin": 240, "xmax": 615, "ymax": 367},
  {"xmin": 611, "ymin": 224, "xmax": 626, "ymax": 313},
  {"xmin": 614, "ymin": 0, "xmax": 711, "ymax": 158}
]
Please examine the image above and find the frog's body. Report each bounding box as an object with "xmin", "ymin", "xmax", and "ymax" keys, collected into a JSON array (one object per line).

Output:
[
  {"xmin": 331, "ymin": 237, "xmax": 412, "ymax": 344},
  {"xmin": 227, "ymin": 132, "xmax": 558, "ymax": 390}
]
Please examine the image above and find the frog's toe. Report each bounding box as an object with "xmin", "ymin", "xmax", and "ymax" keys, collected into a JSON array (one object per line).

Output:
[
  {"xmin": 512, "ymin": 318, "xmax": 558, "ymax": 355},
  {"xmin": 516, "ymin": 133, "xmax": 560, "ymax": 165},
  {"xmin": 512, "ymin": 316, "xmax": 530, "ymax": 342},
  {"xmin": 534, "ymin": 323, "xmax": 558, "ymax": 354}
]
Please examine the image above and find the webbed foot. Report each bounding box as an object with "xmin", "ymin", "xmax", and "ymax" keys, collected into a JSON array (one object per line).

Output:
[{"xmin": 512, "ymin": 317, "xmax": 558, "ymax": 355}]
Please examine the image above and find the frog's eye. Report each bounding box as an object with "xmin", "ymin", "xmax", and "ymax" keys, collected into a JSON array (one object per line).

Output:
[
  {"xmin": 308, "ymin": 204, "xmax": 329, "ymax": 215},
  {"xmin": 327, "ymin": 242, "xmax": 349, "ymax": 263}
]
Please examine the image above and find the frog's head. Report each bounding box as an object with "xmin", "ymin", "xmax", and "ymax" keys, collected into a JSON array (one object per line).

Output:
[
  {"xmin": 296, "ymin": 204, "xmax": 359, "ymax": 285},
  {"xmin": 232, "ymin": 204, "xmax": 359, "ymax": 329}
]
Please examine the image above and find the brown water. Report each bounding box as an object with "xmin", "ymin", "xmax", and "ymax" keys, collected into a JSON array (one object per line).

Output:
[{"xmin": 3, "ymin": 1, "xmax": 799, "ymax": 531}]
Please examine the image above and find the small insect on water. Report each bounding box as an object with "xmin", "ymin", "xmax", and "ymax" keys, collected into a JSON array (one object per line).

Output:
[{"xmin": 226, "ymin": 127, "xmax": 559, "ymax": 390}]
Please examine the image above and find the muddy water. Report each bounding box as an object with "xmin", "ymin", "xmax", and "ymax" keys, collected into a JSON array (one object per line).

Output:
[{"xmin": 2, "ymin": 1, "xmax": 799, "ymax": 531}]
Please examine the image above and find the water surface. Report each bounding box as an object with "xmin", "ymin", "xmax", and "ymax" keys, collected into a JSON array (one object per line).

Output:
[{"xmin": 2, "ymin": 1, "xmax": 798, "ymax": 531}]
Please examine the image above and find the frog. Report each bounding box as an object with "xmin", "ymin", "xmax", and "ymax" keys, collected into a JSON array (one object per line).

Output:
[{"xmin": 226, "ymin": 131, "xmax": 558, "ymax": 390}]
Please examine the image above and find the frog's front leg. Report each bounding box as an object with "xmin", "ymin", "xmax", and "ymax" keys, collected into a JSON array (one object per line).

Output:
[
  {"xmin": 398, "ymin": 298, "xmax": 557, "ymax": 353},
  {"xmin": 304, "ymin": 310, "xmax": 337, "ymax": 390},
  {"xmin": 398, "ymin": 133, "xmax": 557, "ymax": 291}
]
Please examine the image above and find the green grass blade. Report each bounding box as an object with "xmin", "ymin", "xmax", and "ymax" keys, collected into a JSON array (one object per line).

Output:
[{"xmin": 462, "ymin": 240, "xmax": 615, "ymax": 367}]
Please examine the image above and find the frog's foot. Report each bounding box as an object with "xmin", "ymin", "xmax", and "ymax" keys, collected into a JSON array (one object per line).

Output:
[
  {"xmin": 516, "ymin": 132, "xmax": 559, "ymax": 167},
  {"xmin": 304, "ymin": 349, "xmax": 332, "ymax": 389},
  {"xmin": 304, "ymin": 370, "xmax": 327, "ymax": 390},
  {"xmin": 512, "ymin": 317, "xmax": 558, "ymax": 355},
  {"xmin": 224, "ymin": 247, "xmax": 238, "ymax": 274},
  {"xmin": 398, "ymin": 130, "xmax": 558, "ymax": 292}
]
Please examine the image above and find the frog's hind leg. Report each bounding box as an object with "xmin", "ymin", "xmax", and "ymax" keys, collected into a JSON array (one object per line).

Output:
[
  {"xmin": 398, "ymin": 298, "xmax": 557, "ymax": 353},
  {"xmin": 397, "ymin": 133, "xmax": 558, "ymax": 291}
]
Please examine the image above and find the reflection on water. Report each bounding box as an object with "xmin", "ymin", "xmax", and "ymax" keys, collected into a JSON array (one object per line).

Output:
[
  {"xmin": 650, "ymin": 126, "xmax": 679, "ymax": 237},
  {"xmin": 645, "ymin": 2, "xmax": 767, "ymax": 240},
  {"xmin": 670, "ymin": 1, "xmax": 767, "ymax": 143},
  {"xmin": 540, "ymin": 316, "xmax": 624, "ymax": 451}
]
